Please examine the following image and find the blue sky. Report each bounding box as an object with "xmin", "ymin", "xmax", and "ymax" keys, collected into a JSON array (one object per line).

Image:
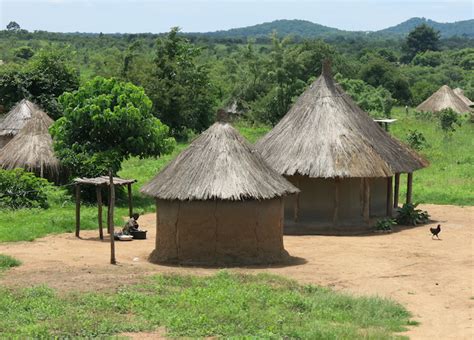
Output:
[{"xmin": 0, "ymin": 0, "xmax": 472, "ymax": 33}]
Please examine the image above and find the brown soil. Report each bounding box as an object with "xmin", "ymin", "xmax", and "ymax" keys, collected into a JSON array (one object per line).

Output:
[{"xmin": 0, "ymin": 204, "xmax": 472, "ymax": 339}]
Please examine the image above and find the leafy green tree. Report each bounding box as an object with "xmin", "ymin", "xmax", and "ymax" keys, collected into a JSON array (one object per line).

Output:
[
  {"xmin": 439, "ymin": 108, "xmax": 460, "ymax": 134},
  {"xmin": 403, "ymin": 24, "xmax": 440, "ymax": 62},
  {"xmin": 410, "ymin": 80, "xmax": 439, "ymax": 105},
  {"xmin": 145, "ymin": 27, "xmax": 216, "ymax": 139},
  {"xmin": 335, "ymin": 75, "xmax": 394, "ymax": 117},
  {"xmin": 14, "ymin": 46, "xmax": 35, "ymax": 60},
  {"xmin": 51, "ymin": 77, "xmax": 175, "ymax": 178},
  {"xmin": 412, "ymin": 51, "xmax": 443, "ymax": 67},
  {"xmin": 6, "ymin": 21, "xmax": 20, "ymax": 31},
  {"xmin": 0, "ymin": 50, "xmax": 79, "ymax": 118}
]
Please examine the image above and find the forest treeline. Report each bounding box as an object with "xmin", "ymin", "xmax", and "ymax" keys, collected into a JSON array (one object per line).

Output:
[{"xmin": 0, "ymin": 23, "xmax": 473, "ymax": 140}]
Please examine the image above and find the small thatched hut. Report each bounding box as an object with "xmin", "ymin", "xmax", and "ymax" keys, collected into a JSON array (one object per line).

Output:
[
  {"xmin": 416, "ymin": 85, "xmax": 471, "ymax": 114},
  {"xmin": 453, "ymin": 88, "xmax": 474, "ymax": 107},
  {"xmin": 141, "ymin": 113, "xmax": 299, "ymax": 265},
  {"xmin": 256, "ymin": 61, "xmax": 428, "ymax": 234},
  {"xmin": 0, "ymin": 107, "xmax": 64, "ymax": 183},
  {"xmin": 0, "ymin": 99, "xmax": 41, "ymax": 148}
]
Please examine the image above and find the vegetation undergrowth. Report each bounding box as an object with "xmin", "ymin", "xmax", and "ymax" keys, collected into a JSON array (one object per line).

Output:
[
  {"xmin": 0, "ymin": 271, "xmax": 414, "ymax": 338},
  {"xmin": 0, "ymin": 254, "xmax": 21, "ymax": 270}
]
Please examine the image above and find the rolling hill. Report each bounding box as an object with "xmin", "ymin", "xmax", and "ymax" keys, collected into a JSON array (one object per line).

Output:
[{"xmin": 196, "ymin": 17, "xmax": 474, "ymax": 39}]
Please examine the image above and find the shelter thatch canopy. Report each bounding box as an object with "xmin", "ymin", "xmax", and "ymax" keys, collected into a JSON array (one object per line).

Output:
[
  {"xmin": 0, "ymin": 107, "xmax": 63, "ymax": 182},
  {"xmin": 416, "ymin": 85, "xmax": 471, "ymax": 114},
  {"xmin": 141, "ymin": 120, "xmax": 299, "ymax": 201},
  {"xmin": 453, "ymin": 88, "xmax": 474, "ymax": 107},
  {"xmin": 256, "ymin": 61, "xmax": 427, "ymax": 179},
  {"xmin": 0, "ymin": 99, "xmax": 41, "ymax": 138}
]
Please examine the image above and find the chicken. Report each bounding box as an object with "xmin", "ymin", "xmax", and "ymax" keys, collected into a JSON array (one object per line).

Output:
[{"xmin": 430, "ymin": 224, "xmax": 441, "ymax": 239}]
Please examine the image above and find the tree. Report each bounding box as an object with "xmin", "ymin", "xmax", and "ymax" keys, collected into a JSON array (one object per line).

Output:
[
  {"xmin": 403, "ymin": 24, "xmax": 440, "ymax": 62},
  {"xmin": 0, "ymin": 50, "xmax": 79, "ymax": 119},
  {"xmin": 145, "ymin": 27, "xmax": 216, "ymax": 139},
  {"xmin": 14, "ymin": 46, "xmax": 35, "ymax": 60},
  {"xmin": 50, "ymin": 77, "xmax": 175, "ymax": 178},
  {"xmin": 6, "ymin": 21, "xmax": 20, "ymax": 31}
]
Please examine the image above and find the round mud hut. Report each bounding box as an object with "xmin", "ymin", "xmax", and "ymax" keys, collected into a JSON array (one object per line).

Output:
[
  {"xmin": 141, "ymin": 114, "xmax": 299, "ymax": 265},
  {"xmin": 256, "ymin": 61, "xmax": 428, "ymax": 234},
  {"xmin": 453, "ymin": 88, "xmax": 474, "ymax": 107},
  {"xmin": 416, "ymin": 85, "xmax": 471, "ymax": 114},
  {"xmin": 0, "ymin": 107, "xmax": 64, "ymax": 183},
  {"xmin": 0, "ymin": 99, "xmax": 41, "ymax": 149}
]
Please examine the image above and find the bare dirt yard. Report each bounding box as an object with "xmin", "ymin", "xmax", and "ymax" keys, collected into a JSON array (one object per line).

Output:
[{"xmin": 0, "ymin": 204, "xmax": 472, "ymax": 339}]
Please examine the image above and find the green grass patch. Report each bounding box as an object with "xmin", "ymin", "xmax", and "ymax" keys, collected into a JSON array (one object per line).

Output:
[
  {"xmin": 390, "ymin": 107, "xmax": 474, "ymax": 206},
  {"xmin": 0, "ymin": 271, "xmax": 414, "ymax": 338},
  {"xmin": 0, "ymin": 254, "xmax": 21, "ymax": 270}
]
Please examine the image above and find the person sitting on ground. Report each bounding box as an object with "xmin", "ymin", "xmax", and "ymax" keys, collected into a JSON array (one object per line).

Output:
[{"xmin": 122, "ymin": 213, "xmax": 140, "ymax": 235}]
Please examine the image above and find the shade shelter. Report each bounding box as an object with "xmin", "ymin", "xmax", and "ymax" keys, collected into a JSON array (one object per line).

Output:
[
  {"xmin": 453, "ymin": 88, "xmax": 474, "ymax": 107},
  {"xmin": 141, "ymin": 114, "xmax": 299, "ymax": 265},
  {"xmin": 416, "ymin": 85, "xmax": 471, "ymax": 114},
  {"xmin": 0, "ymin": 107, "xmax": 65, "ymax": 183},
  {"xmin": 73, "ymin": 176, "xmax": 137, "ymax": 240},
  {"xmin": 256, "ymin": 61, "xmax": 428, "ymax": 234},
  {"xmin": 0, "ymin": 99, "xmax": 41, "ymax": 148}
]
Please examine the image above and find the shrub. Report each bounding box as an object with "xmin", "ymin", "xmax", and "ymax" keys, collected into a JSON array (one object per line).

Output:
[
  {"xmin": 375, "ymin": 218, "xmax": 396, "ymax": 231},
  {"xmin": 439, "ymin": 108, "xmax": 461, "ymax": 133},
  {"xmin": 0, "ymin": 254, "xmax": 21, "ymax": 270},
  {"xmin": 396, "ymin": 203, "xmax": 430, "ymax": 226},
  {"xmin": 406, "ymin": 129, "xmax": 427, "ymax": 150},
  {"xmin": 0, "ymin": 169, "xmax": 53, "ymax": 209}
]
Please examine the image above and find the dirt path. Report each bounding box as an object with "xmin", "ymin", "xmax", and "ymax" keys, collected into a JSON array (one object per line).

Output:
[{"xmin": 0, "ymin": 204, "xmax": 472, "ymax": 339}]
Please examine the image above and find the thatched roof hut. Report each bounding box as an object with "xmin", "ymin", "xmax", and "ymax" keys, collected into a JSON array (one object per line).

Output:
[
  {"xmin": 0, "ymin": 107, "xmax": 64, "ymax": 183},
  {"xmin": 256, "ymin": 61, "xmax": 428, "ymax": 234},
  {"xmin": 416, "ymin": 85, "xmax": 471, "ymax": 114},
  {"xmin": 0, "ymin": 99, "xmax": 42, "ymax": 148},
  {"xmin": 141, "ymin": 114, "xmax": 298, "ymax": 265},
  {"xmin": 453, "ymin": 88, "xmax": 474, "ymax": 107}
]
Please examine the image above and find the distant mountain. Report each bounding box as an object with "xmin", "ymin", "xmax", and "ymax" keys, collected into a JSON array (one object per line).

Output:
[
  {"xmin": 196, "ymin": 18, "xmax": 474, "ymax": 39},
  {"xmin": 376, "ymin": 17, "xmax": 474, "ymax": 37},
  {"xmin": 195, "ymin": 19, "xmax": 357, "ymax": 39}
]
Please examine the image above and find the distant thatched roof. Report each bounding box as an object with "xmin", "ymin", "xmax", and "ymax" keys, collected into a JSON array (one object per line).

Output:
[
  {"xmin": 453, "ymin": 88, "xmax": 474, "ymax": 107},
  {"xmin": 0, "ymin": 108, "xmax": 63, "ymax": 182},
  {"xmin": 0, "ymin": 99, "xmax": 42, "ymax": 137},
  {"xmin": 256, "ymin": 61, "xmax": 428, "ymax": 178},
  {"xmin": 141, "ymin": 119, "xmax": 299, "ymax": 201},
  {"xmin": 416, "ymin": 85, "xmax": 471, "ymax": 114}
]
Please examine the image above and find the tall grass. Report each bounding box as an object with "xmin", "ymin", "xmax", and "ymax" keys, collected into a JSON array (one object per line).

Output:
[
  {"xmin": 0, "ymin": 271, "xmax": 414, "ymax": 338},
  {"xmin": 0, "ymin": 254, "xmax": 21, "ymax": 270}
]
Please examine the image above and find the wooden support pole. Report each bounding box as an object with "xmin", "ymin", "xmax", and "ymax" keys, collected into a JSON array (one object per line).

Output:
[
  {"xmin": 333, "ymin": 178, "xmax": 340, "ymax": 226},
  {"xmin": 362, "ymin": 178, "xmax": 370, "ymax": 224},
  {"xmin": 109, "ymin": 171, "xmax": 116, "ymax": 265},
  {"xmin": 393, "ymin": 173, "xmax": 400, "ymax": 209},
  {"xmin": 75, "ymin": 184, "xmax": 81, "ymax": 238},
  {"xmin": 127, "ymin": 183, "xmax": 133, "ymax": 218},
  {"xmin": 97, "ymin": 186, "xmax": 103, "ymax": 240},
  {"xmin": 406, "ymin": 172, "xmax": 413, "ymax": 204},
  {"xmin": 386, "ymin": 176, "xmax": 393, "ymax": 217},
  {"xmin": 293, "ymin": 177, "xmax": 300, "ymax": 222}
]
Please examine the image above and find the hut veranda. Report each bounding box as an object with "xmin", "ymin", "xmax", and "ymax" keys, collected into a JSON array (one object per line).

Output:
[
  {"xmin": 0, "ymin": 99, "xmax": 40, "ymax": 148},
  {"xmin": 141, "ymin": 114, "xmax": 299, "ymax": 265},
  {"xmin": 256, "ymin": 61, "xmax": 428, "ymax": 234}
]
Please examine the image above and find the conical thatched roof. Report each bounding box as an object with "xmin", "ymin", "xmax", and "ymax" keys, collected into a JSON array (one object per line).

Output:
[
  {"xmin": 453, "ymin": 88, "xmax": 474, "ymax": 107},
  {"xmin": 0, "ymin": 99, "xmax": 42, "ymax": 137},
  {"xmin": 0, "ymin": 108, "xmax": 63, "ymax": 182},
  {"xmin": 416, "ymin": 85, "xmax": 471, "ymax": 114},
  {"xmin": 256, "ymin": 61, "xmax": 428, "ymax": 178},
  {"xmin": 141, "ymin": 118, "xmax": 299, "ymax": 201}
]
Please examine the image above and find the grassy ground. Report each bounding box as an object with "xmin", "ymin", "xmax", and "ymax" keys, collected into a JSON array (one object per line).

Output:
[
  {"xmin": 389, "ymin": 108, "xmax": 473, "ymax": 206},
  {"xmin": 0, "ymin": 254, "xmax": 21, "ymax": 271},
  {"xmin": 0, "ymin": 271, "xmax": 414, "ymax": 338},
  {"xmin": 0, "ymin": 110, "xmax": 472, "ymax": 243}
]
